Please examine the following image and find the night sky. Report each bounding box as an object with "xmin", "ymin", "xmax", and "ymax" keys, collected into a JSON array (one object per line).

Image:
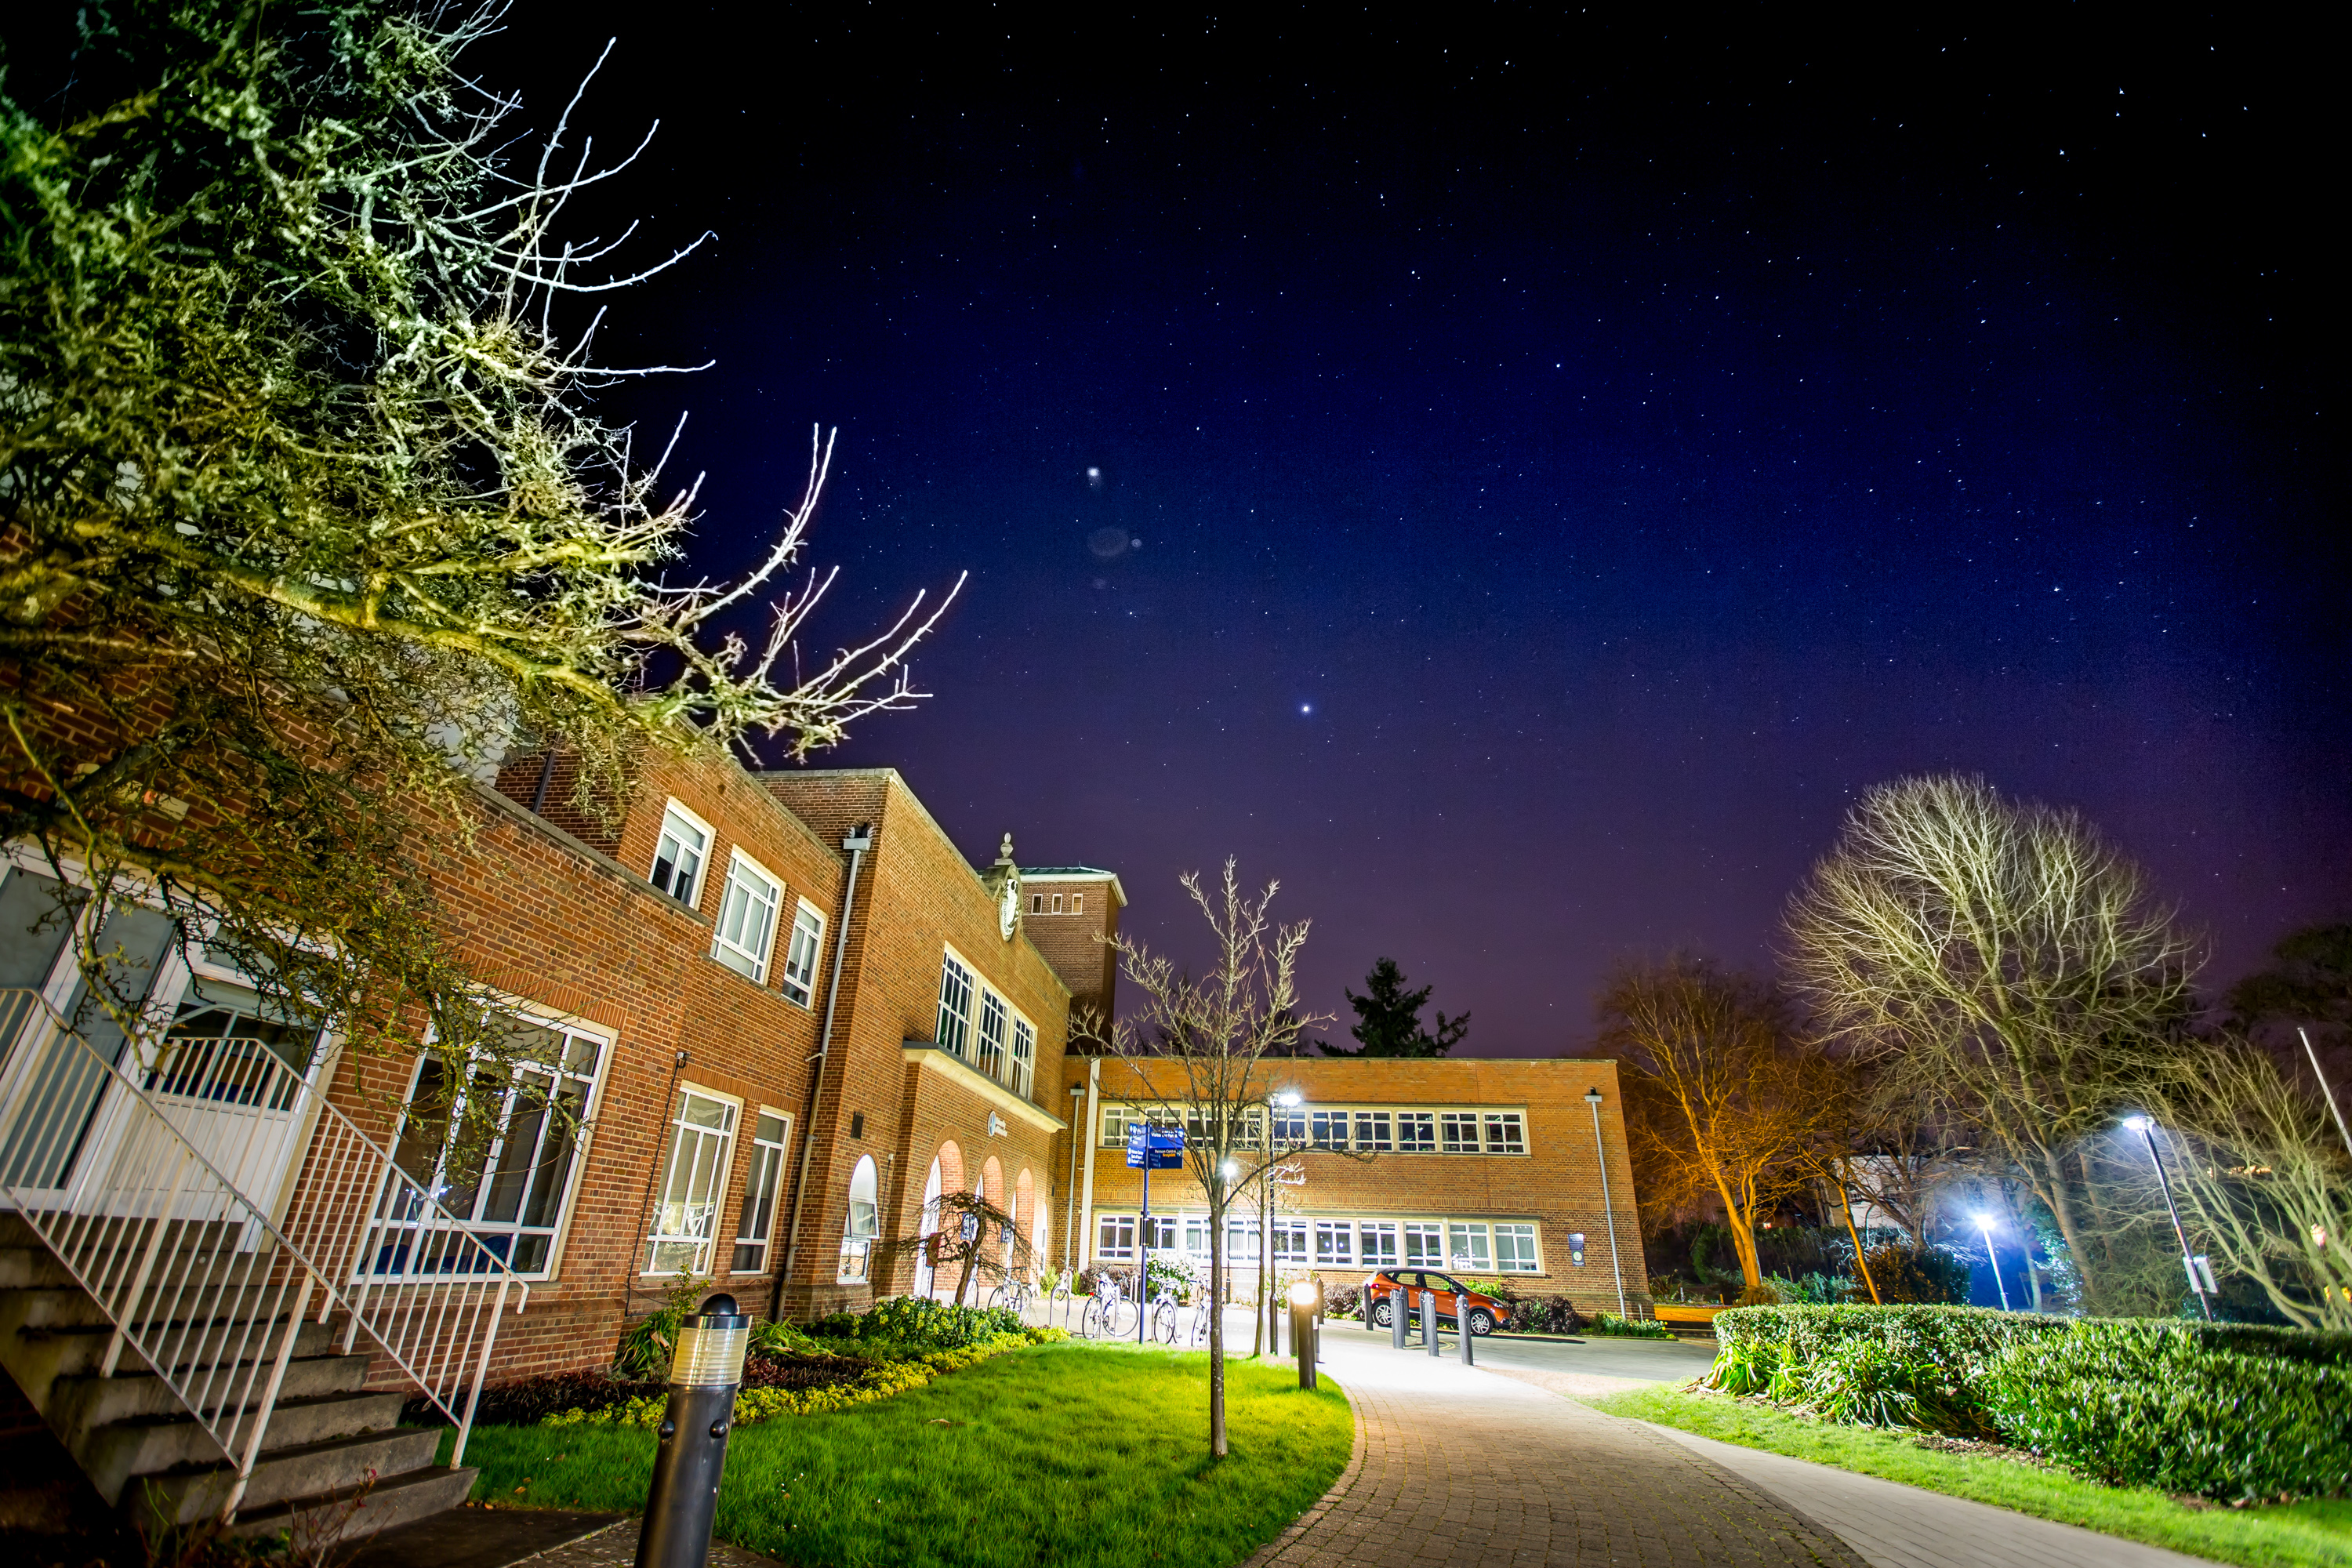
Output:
[{"xmin": 489, "ymin": 9, "xmax": 2345, "ymax": 1054}]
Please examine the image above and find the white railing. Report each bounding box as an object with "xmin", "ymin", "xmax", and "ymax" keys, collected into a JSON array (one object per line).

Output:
[{"xmin": 0, "ymin": 989, "xmax": 529, "ymax": 1512}]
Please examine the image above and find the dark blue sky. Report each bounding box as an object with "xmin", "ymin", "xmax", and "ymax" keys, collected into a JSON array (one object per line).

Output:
[{"xmin": 500, "ymin": 8, "xmax": 2343, "ymax": 1053}]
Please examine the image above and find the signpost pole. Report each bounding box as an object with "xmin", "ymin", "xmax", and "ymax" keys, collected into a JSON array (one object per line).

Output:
[{"xmin": 1138, "ymin": 1148, "xmax": 1150, "ymax": 1345}]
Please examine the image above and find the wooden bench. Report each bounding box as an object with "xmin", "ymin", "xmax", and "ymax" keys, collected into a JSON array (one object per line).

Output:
[{"xmin": 1650, "ymin": 1303, "xmax": 1727, "ymax": 1336}]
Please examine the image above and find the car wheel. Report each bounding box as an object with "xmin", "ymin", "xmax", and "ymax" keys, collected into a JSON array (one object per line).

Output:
[
  {"xmin": 1468, "ymin": 1308, "xmax": 1495, "ymax": 1336},
  {"xmin": 1370, "ymin": 1300, "xmax": 1393, "ymax": 1328}
]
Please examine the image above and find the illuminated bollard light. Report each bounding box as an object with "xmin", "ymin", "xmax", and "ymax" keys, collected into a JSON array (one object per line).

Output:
[
  {"xmin": 635, "ymin": 1293, "xmax": 750, "ymax": 1568},
  {"xmin": 1290, "ymin": 1281, "xmax": 1319, "ymax": 1390}
]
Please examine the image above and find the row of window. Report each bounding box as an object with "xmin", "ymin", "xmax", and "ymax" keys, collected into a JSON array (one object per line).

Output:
[
  {"xmin": 936, "ymin": 949, "xmax": 1038, "ymax": 1098},
  {"xmin": 1095, "ymin": 1212, "xmax": 1546, "ymax": 1273},
  {"xmin": 1027, "ymin": 891, "xmax": 1086, "ymax": 915},
  {"xmin": 1098, "ymin": 1104, "xmax": 1529, "ymax": 1156},
  {"xmin": 652, "ymin": 801, "xmax": 826, "ymax": 1001}
]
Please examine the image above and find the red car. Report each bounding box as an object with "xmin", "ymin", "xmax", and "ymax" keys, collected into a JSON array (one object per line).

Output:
[{"xmin": 1363, "ymin": 1268, "xmax": 1511, "ymax": 1335}]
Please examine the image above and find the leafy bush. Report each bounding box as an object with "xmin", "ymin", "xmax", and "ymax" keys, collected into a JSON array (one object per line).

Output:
[
  {"xmin": 1983, "ymin": 1320, "xmax": 2352, "ymax": 1499},
  {"xmin": 1796, "ymin": 1335, "xmax": 1991, "ymax": 1437},
  {"xmin": 1590, "ymin": 1312, "xmax": 1675, "ymax": 1340},
  {"xmin": 1859, "ymin": 1242, "xmax": 1973, "ymax": 1305},
  {"xmin": 810, "ymin": 1295, "xmax": 1025, "ymax": 1350},
  {"xmin": 1501, "ymin": 1295, "xmax": 1586, "ymax": 1335},
  {"xmin": 1323, "ymin": 1284, "xmax": 1363, "ymax": 1320},
  {"xmin": 1712, "ymin": 1301, "xmax": 2072, "ymax": 1392},
  {"xmin": 750, "ymin": 1318, "xmax": 827, "ymax": 1356}
]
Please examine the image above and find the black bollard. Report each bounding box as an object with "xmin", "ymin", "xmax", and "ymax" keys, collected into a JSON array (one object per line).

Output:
[
  {"xmin": 1390, "ymin": 1284, "xmax": 1408, "ymax": 1349},
  {"xmin": 1457, "ymin": 1294, "xmax": 1475, "ymax": 1366},
  {"xmin": 1421, "ymin": 1289, "xmax": 1439, "ymax": 1357},
  {"xmin": 635, "ymin": 1293, "xmax": 750, "ymax": 1568},
  {"xmin": 1290, "ymin": 1283, "xmax": 1317, "ymax": 1390}
]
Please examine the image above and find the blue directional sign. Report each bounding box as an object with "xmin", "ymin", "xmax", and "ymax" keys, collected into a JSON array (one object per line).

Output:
[{"xmin": 1124, "ymin": 1125, "xmax": 1185, "ymax": 1169}]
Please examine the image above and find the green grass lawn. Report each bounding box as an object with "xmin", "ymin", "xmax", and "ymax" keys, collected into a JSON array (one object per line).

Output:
[
  {"xmin": 448, "ymin": 1342, "xmax": 1352, "ymax": 1568},
  {"xmin": 1588, "ymin": 1385, "xmax": 2352, "ymax": 1568}
]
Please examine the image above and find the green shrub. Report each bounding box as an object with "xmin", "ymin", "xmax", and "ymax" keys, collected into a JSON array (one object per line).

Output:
[
  {"xmin": 1859, "ymin": 1243, "xmax": 1973, "ymax": 1305},
  {"xmin": 1983, "ymin": 1320, "xmax": 2352, "ymax": 1500},
  {"xmin": 1589, "ymin": 1312, "xmax": 1675, "ymax": 1340},
  {"xmin": 810, "ymin": 1295, "xmax": 1025, "ymax": 1351},
  {"xmin": 1797, "ymin": 1335, "xmax": 1991, "ymax": 1437}
]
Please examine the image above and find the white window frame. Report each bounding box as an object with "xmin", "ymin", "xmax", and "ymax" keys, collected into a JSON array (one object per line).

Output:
[
  {"xmin": 1010, "ymin": 1014, "xmax": 1036, "ymax": 1098},
  {"xmin": 1353, "ymin": 1111, "xmax": 1392, "ymax": 1152},
  {"xmin": 976, "ymin": 989, "xmax": 1009, "ymax": 1080},
  {"xmin": 1396, "ymin": 1112, "xmax": 1436, "ymax": 1153},
  {"xmin": 1308, "ymin": 1109, "xmax": 1348, "ymax": 1149},
  {"xmin": 780, "ymin": 898, "xmax": 825, "ymax": 1007},
  {"xmin": 1071, "ymin": 893, "xmax": 1083, "ymax": 915},
  {"xmin": 1358, "ymin": 1221, "xmax": 1399, "ymax": 1265},
  {"xmin": 936, "ymin": 949, "xmax": 976, "ymax": 1059},
  {"xmin": 837, "ymin": 1152, "xmax": 880, "ymax": 1283},
  {"xmin": 711, "ymin": 850, "xmax": 783, "ymax": 984},
  {"xmin": 650, "ymin": 800, "xmax": 713, "ymax": 909},
  {"xmin": 731, "ymin": 1108, "xmax": 792, "ymax": 1274},
  {"xmin": 1494, "ymin": 1222, "xmax": 1541, "ymax": 1272},
  {"xmin": 1483, "ymin": 1111, "xmax": 1528, "ymax": 1155},
  {"xmin": 1097, "ymin": 1213, "xmax": 1137, "ymax": 1260},
  {"xmin": 1403, "ymin": 1221, "xmax": 1444, "ymax": 1266},
  {"xmin": 644, "ymin": 1085, "xmax": 741, "ymax": 1276},
  {"xmin": 1439, "ymin": 1112, "xmax": 1481, "ymax": 1154},
  {"xmin": 1313, "ymin": 1219, "xmax": 1353, "ymax": 1266},
  {"xmin": 1448, "ymin": 1221, "xmax": 1494, "ymax": 1272},
  {"xmin": 384, "ymin": 1011, "xmax": 609, "ymax": 1281}
]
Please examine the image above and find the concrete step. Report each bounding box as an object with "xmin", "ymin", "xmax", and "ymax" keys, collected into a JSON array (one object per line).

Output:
[
  {"xmin": 9, "ymin": 1313, "xmax": 339, "ymax": 1388},
  {"xmin": 74, "ymin": 1388, "xmax": 408, "ymax": 1503},
  {"xmin": 127, "ymin": 1424, "xmax": 444, "ymax": 1526},
  {"xmin": 0, "ymin": 1244, "xmax": 78, "ymax": 1291},
  {"xmin": 226, "ymin": 1461, "xmax": 478, "ymax": 1546},
  {"xmin": 47, "ymin": 1351, "xmax": 370, "ymax": 1428}
]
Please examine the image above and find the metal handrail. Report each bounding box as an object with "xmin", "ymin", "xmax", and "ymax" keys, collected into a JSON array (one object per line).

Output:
[{"xmin": 0, "ymin": 989, "xmax": 528, "ymax": 1501}]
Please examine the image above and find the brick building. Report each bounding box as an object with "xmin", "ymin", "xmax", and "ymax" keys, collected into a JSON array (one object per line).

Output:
[{"xmin": 1062, "ymin": 1055, "xmax": 1649, "ymax": 1318}]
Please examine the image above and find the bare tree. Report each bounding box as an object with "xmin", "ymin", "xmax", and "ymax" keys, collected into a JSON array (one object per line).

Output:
[
  {"xmin": 1102, "ymin": 859, "xmax": 1329, "ymax": 1459},
  {"xmin": 873, "ymin": 1189, "xmax": 1035, "ymax": 1308},
  {"xmin": 1599, "ymin": 956, "xmax": 1841, "ymax": 1294},
  {"xmin": 2145, "ymin": 1042, "xmax": 2352, "ymax": 1330},
  {"xmin": 1784, "ymin": 775, "xmax": 2201, "ymax": 1312}
]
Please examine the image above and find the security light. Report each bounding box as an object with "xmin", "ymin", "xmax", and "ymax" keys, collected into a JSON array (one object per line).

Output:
[
  {"xmin": 1276, "ymin": 1091, "xmax": 1302, "ymax": 1107},
  {"xmin": 2122, "ymin": 1114, "xmax": 2151, "ymax": 1131},
  {"xmin": 1221, "ymin": 1160, "xmax": 1240, "ymax": 1181},
  {"xmin": 1584, "ymin": 1087, "xmax": 1603, "ymax": 1104},
  {"xmin": 1288, "ymin": 1281, "xmax": 1319, "ymax": 1308}
]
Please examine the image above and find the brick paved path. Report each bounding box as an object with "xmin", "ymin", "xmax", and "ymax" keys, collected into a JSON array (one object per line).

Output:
[{"xmin": 1244, "ymin": 1338, "xmax": 1864, "ymax": 1568}]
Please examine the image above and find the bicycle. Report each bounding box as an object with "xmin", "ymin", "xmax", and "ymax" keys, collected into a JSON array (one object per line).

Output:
[
  {"xmin": 1147, "ymin": 1289, "xmax": 1181, "ymax": 1344},
  {"xmin": 987, "ymin": 1278, "xmax": 1033, "ymax": 1318},
  {"xmin": 1083, "ymin": 1273, "xmax": 1136, "ymax": 1339}
]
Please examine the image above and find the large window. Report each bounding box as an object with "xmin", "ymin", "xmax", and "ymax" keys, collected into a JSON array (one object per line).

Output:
[
  {"xmin": 1309, "ymin": 1109, "xmax": 1348, "ymax": 1149},
  {"xmin": 651, "ymin": 802, "xmax": 710, "ymax": 908},
  {"xmin": 1353, "ymin": 1111, "xmax": 1392, "ymax": 1152},
  {"xmin": 1396, "ymin": 1112, "xmax": 1436, "ymax": 1153},
  {"xmin": 837, "ymin": 1154, "xmax": 880, "ymax": 1282},
  {"xmin": 1483, "ymin": 1112, "xmax": 1526, "ymax": 1155},
  {"xmin": 712, "ymin": 852, "xmax": 782, "ymax": 983},
  {"xmin": 780, "ymin": 901, "xmax": 825, "ymax": 1007},
  {"xmin": 1314, "ymin": 1220, "xmax": 1353, "ymax": 1265},
  {"xmin": 936, "ymin": 952, "xmax": 975, "ymax": 1058},
  {"xmin": 645, "ymin": 1087, "xmax": 740, "ymax": 1275},
  {"xmin": 1097, "ymin": 1213, "xmax": 1136, "ymax": 1259},
  {"xmin": 976, "ymin": 990, "xmax": 1008, "ymax": 1079},
  {"xmin": 1494, "ymin": 1223, "xmax": 1541, "ymax": 1272},
  {"xmin": 1358, "ymin": 1221, "xmax": 1399, "ymax": 1265},
  {"xmin": 1439, "ymin": 1112, "xmax": 1480, "ymax": 1154},
  {"xmin": 388, "ymin": 1018, "xmax": 606, "ymax": 1276},
  {"xmin": 1010, "ymin": 1017, "xmax": 1036, "ymax": 1098},
  {"xmin": 1447, "ymin": 1221, "xmax": 1493, "ymax": 1272},
  {"xmin": 731, "ymin": 1110, "xmax": 790, "ymax": 1273},
  {"xmin": 1269, "ymin": 1218, "xmax": 1308, "ymax": 1262},
  {"xmin": 1403, "ymin": 1221, "xmax": 1444, "ymax": 1266}
]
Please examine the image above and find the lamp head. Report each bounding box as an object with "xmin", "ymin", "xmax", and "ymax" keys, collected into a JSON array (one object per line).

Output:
[
  {"xmin": 1288, "ymin": 1280, "xmax": 1319, "ymax": 1308},
  {"xmin": 2122, "ymin": 1115, "xmax": 2151, "ymax": 1132},
  {"xmin": 1584, "ymin": 1088, "xmax": 1603, "ymax": 1105},
  {"xmin": 1221, "ymin": 1160, "xmax": 1239, "ymax": 1181},
  {"xmin": 1275, "ymin": 1091, "xmax": 1301, "ymax": 1107}
]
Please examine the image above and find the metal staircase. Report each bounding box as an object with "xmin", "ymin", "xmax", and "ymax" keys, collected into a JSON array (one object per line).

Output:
[{"xmin": 0, "ymin": 989, "xmax": 528, "ymax": 1543}]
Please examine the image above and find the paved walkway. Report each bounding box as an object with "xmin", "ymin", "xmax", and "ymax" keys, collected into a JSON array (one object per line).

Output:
[{"xmin": 1250, "ymin": 1333, "xmax": 2220, "ymax": 1568}]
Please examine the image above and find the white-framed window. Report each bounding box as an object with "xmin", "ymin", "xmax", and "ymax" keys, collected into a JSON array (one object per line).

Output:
[
  {"xmin": 644, "ymin": 1087, "xmax": 740, "ymax": 1275},
  {"xmin": 1483, "ymin": 1112, "xmax": 1527, "ymax": 1155},
  {"xmin": 1011, "ymin": 1016, "xmax": 1036, "ymax": 1098},
  {"xmin": 1439, "ymin": 1112, "xmax": 1481, "ymax": 1154},
  {"xmin": 1358, "ymin": 1221, "xmax": 1399, "ymax": 1265},
  {"xmin": 1099, "ymin": 1103, "xmax": 1140, "ymax": 1148},
  {"xmin": 1142, "ymin": 1214, "xmax": 1178, "ymax": 1251},
  {"xmin": 731, "ymin": 1110, "xmax": 791, "ymax": 1273},
  {"xmin": 1269, "ymin": 1105, "xmax": 1307, "ymax": 1146},
  {"xmin": 1353, "ymin": 1112, "xmax": 1392, "ymax": 1152},
  {"xmin": 711, "ymin": 851, "xmax": 782, "ymax": 983},
  {"xmin": 650, "ymin": 801, "xmax": 711, "ymax": 908},
  {"xmin": 1447, "ymin": 1221, "xmax": 1493, "ymax": 1272},
  {"xmin": 1309, "ymin": 1109, "xmax": 1348, "ymax": 1149},
  {"xmin": 1494, "ymin": 1223, "xmax": 1541, "ymax": 1272},
  {"xmin": 976, "ymin": 990, "xmax": 1008, "ymax": 1079},
  {"xmin": 1396, "ymin": 1112, "xmax": 1436, "ymax": 1153},
  {"xmin": 1269, "ymin": 1218, "xmax": 1308, "ymax": 1262},
  {"xmin": 1403, "ymin": 1221, "xmax": 1444, "ymax": 1266},
  {"xmin": 780, "ymin": 901, "xmax": 825, "ymax": 1007},
  {"xmin": 1183, "ymin": 1216, "xmax": 1214, "ymax": 1256},
  {"xmin": 1030, "ymin": 893, "xmax": 1044, "ymax": 914},
  {"xmin": 936, "ymin": 951, "xmax": 975, "ymax": 1059},
  {"xmin": 1098, "ymin": 1213, "xmax": 1137, "ymax": 1259},
  {"xmin": 1072, "ymin": 894, "xmax": 1083, "ymax": 915},
  {"xmin": 387, "ymin": 1016, "xmax": 607, "ymax": 1278},
  {"xmin": 1051, "ymin": 893, "xmax": 1065, "ymax": 913},
  {"xmin": 1314, "ymin": 1220, "xmax": 1353, "ymax": 1265},
  {"xmin": 837, "ymin": 1153, "xmax": 880, "ymax": 1282},
  {"xmin": 1226, "ymin": 1215, "xmax": 1261, "ymax": 1261}
]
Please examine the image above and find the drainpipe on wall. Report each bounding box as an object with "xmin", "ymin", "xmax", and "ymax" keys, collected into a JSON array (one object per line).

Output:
[
  {"xmin": 1076, "ymin": 1057, "xmax": 1101, "ymax": 1279},
  {"xmin": 1062, "ymin": 1084, "xmax": 1084, "ymax": 1273},
  {"xmin": 771, "ymin": 822, "xmax": 873, "ymax": 1323}
]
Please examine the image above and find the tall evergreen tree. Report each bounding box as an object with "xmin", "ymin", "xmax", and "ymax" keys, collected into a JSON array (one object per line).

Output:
[{"xmin": 1319, "ymin": 956, "xmax": 1468, "ymax": 1057}]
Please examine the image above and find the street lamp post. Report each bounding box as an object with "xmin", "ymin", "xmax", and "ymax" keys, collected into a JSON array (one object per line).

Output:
[
  {"xmin": 1584, "ymin": 1088, "xmax": 1628, "ymax": 1319},
  {"xmin": 2123, "ymin": 1115, "xmax": 2213, "ymax": 1322},
  {"xmin": 1973, "ymin": 1214, "xmax": 2011, "ymax": 1311}
]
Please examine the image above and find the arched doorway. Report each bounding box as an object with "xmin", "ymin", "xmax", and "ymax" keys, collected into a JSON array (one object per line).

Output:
[
  {"xmin": 911, "ymin": 1156, "xmax": 943, "ymax": 1298},
  {"xmin": 839, "ymin": 1155, "xmax": 880, "ymax": 1284}
]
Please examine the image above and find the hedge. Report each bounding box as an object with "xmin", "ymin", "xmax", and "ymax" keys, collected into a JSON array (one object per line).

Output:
[{"xmin": 1708, "ymin": 1303, "xmax": 2352, "ymax": 1500}]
